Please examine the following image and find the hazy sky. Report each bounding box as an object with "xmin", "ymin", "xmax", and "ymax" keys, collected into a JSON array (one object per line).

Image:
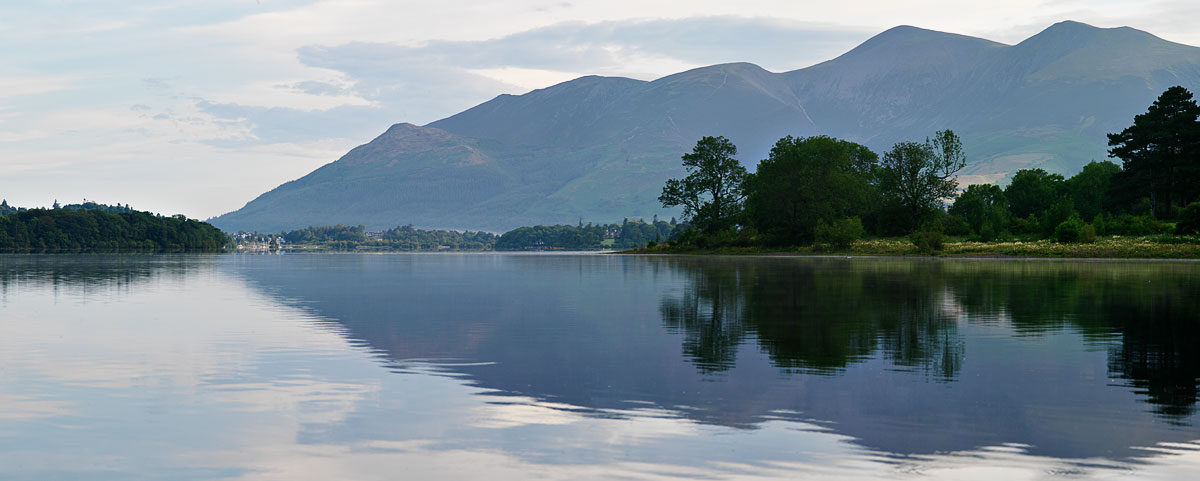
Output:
[{"xmin": 3, "ymin": 0, "xmax": 1199, "ymax": 219}]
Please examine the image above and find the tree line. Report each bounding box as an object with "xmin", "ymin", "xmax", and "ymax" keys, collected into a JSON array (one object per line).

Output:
[
  {"xmin": 251, "ymin": 219, "xmax": 691, "ymax": 251},
  {"xmin": 268, "ymin": 224, "xmax": 498, "ymax": 251},
  {"xmin": 0, "ymin": 204, "xmax": 228, "ymax": 252},
  {"xmin": 658, "ymin": 86, "xmax": 1200, "ymax": 249},
  {"xmin": 494, "ymin": 218, "xmax": 683, "ymax": 250}
]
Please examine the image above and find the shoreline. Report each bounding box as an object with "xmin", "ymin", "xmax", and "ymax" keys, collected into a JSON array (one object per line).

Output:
[
  {"xmin": 616, "ymin": 251, "xmax": 1200, "ymax": 261},
  {"xmin": 616, "ymin": 237, "xmax": 1200, "ymax": 260}
]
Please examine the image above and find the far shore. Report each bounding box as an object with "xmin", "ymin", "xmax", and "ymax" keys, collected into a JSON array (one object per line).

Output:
[{"xmin": 618, "ymin": 236, "xmax": 1200, "ymax": 259}]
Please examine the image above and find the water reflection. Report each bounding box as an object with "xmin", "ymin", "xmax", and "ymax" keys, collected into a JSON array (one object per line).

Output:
[
  {"xmin": 5, "ymin": 254, "xmax": 1199, "ymax": 480},
  {"xmin": 661, "ymin": 258, "xmax": 964, "ymax": 379},
  {"xmin": 660, "ymin": 258, "xmax": 1200, "ymax": 422},
  {"xmin": 0, "ymin": 254, "xmax": 206, "ymax": 299},
  {"xmin": 230, "ymin": 254, "xmax": 1200, "ymax": 461}
]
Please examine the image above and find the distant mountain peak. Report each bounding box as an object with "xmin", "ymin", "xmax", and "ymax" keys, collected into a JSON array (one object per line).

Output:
[
  {"xmin": 351, "ymin": 122, "xmax": 468, "ymax": 161},
  {"xmin": 378, "ymin": 122, "xmax": 449, "ymax": 141},
  {"xmin": 1008, "ymin": 20, "xmax": 1196, "ymax": 80},
  {"xmin": 859, "ymin": 24, "xmax": 1006, "ymax": 47},
  {"xmin": 706, "ymin": 61, "xmax": 770, "ymax": 71},
  {"xmin": 383, "ymin": 122, "xmax": 421, "ymax": 133},
  {"xmin": 823, "ymin": 24, "xmax": 1006, "ymax": 70},
  {"xmin": 1048, "ymin": 20, "xmax": 1098, "ymax": 29},
  {"xmin": 657, "ymin": 62, "xmax": 774, "ymax": 83},
  {"xmin": 1038, "ymin": 20, "xmax": 1143, "ymax": 35},
  {"xmin": 1019, "ymin": 20, "xmax": 1157, "ymax": 47},
  {"xmin": 874, "ymin": 24, "xmax": 938, "ymax": 37}
]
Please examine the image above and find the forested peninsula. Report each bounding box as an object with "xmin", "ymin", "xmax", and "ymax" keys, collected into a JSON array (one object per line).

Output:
[{"xmin": 0, "ymin": 201, "xmax": 228, "ymax": 252}]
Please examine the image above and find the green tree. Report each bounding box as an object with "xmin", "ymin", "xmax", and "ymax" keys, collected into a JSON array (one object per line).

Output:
[
  {"xmin": 1108, "ymin": 86, "xmax": 1200, "ymax": 217},
  {"xmin": 1177, "ymin": 202, "xmax": 1200, "ymax": 235},
  {"xmin": 1065, "ymin": 160, "xmax": 1122, "ymax": 220},
  {"xmin": 1005, "ymin": 168, "xmax": 1066, "ymax": 219},
  {"xmin": 659, "ymin": 136, "xmax": 748, "ymax": 233},
  {"xmin": 743, "ymin": 136, "xmax": 878, "ymax": 243},
  {"xmin": 948, "ymin": 184, "xmax": 1008, "ymax": 234},
  {"xmin": 878, "ymin": 130, "xmax": 967, "ymax": 231}
]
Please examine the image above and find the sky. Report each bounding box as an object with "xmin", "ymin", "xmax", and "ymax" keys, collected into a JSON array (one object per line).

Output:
[{"xmin": 2, "ymin": 0, "xmax": 1199, "ymax": 219}]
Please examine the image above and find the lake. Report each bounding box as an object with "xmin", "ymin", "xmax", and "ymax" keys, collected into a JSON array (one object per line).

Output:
[{"xmin": 1, "ymin": 253, "xmax": 1198, "ymax": 480}]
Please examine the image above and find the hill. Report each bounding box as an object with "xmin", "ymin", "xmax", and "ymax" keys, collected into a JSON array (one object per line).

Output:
[{"xmin": 210, "ymin": 21, "xmax": 1200, "ymax": 233}]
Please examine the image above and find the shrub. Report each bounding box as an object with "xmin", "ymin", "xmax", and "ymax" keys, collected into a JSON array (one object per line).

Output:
[
  {"xmin": 1108, "ymin": 214, "xmax": 1168, "ymax": 236},
  {"xmin": 1081, "ymin": 224, "xmax": 1097, "ymax": 243},
  {"xmin": 910, "ymin": 230, "xmax": 944, "ymax": 253},
  {"xmin": 1039, "ymin": 200, "xmax": 1076, "ymax": 238},
  {"xmin": 685, "ymin": 228, "xmax": 758, "ymax": 249},
  {"xmin": 1054, "ymin": 216, "xmax": 1095, "ymax": 243},
  {"xmin": 1131, "ymin": 197, "xmax": 1153, "ymax": 217},
  {"xmin": 815, "ymin": 217, "xmax": 865, "ymax": 249},
  {"xmin": 1091, "ymin": 213, "xmax": 1110, "ymax": 236},
  {"xmin": 673, "ymin": 229, "xmax": 700, "ymax": 246},
  {"xmin": 1170, "ymin": 203, "xmax": 1185, "ymax": 221},
  {"xmin": 1053, "ymin": 217, "xmax": 1082, "ymax": 243},
  {"xmin": 1177, "ymin": 202, "xmax": 1200, "ymax": 235},
  {"xmin": 1010, "ymin": 214, "xmax": 1039, "ymax": 235},
  {"xmin": 972, "ymin": 220, "xmax": 1002, "ymax": 242},
  {"xmin": 943, "ymin": 215, "xmax": 971, "ymax": 236}
]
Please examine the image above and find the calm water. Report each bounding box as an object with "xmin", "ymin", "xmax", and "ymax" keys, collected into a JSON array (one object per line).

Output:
[{"xmin": 1, "ymin": 253, "xmax": 1199, "ymax": 480}]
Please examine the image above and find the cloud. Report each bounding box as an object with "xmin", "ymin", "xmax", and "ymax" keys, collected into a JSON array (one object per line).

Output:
[
  {"xmin": 299, "ymin": 16, "xmax": 869, "ymax": 80},
  {"xmin": 196, "ymin": 16, "xmax": 869, "ymax": 145},
  {"xmin": 197, "ymin": 101, "xmax": 388, "ymax": 146},
  {"xmin": 288, "ymin": 80, "xmax": 351, "ymax": 96},
  {"xmin": 0, "ymin": 74, "xmax": 78, "ymax": 99},
  {"xmin": 202, "ymin": 80, "xmax": 375, "ymax": 111}
]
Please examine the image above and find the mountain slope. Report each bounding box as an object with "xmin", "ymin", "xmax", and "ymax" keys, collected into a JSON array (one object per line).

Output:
[{"xmin": 211, "ymin": 21, "xmax": 1200, "ymax": 233}]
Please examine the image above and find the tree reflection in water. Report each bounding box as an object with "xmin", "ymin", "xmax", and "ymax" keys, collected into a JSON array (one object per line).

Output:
[{"xmin": 658, "ymin": 257, "xmax": 1200, "ymax": 420}]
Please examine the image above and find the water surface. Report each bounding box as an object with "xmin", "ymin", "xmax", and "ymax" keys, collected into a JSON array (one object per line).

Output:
[{"xmin": 1, "ymin": 253, "xmax": 1198, "ymax": 479}]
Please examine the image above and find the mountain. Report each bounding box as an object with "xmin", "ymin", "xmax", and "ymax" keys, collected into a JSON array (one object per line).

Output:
[{"xmin": 210, "ymin": 21, "xmax": 1200, "ymax": 233}]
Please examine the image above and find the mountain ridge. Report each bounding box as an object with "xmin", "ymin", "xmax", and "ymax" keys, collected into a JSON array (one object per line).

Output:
[{"xmin": 211, "ymin": 21, "xmax": 1200, "ymax": 233}]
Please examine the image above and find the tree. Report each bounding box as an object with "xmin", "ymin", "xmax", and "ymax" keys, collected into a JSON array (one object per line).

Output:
[
  {"xmin": 878, "ymin": 130, "xmax": 967, "ymax": 231},
  {"xmin": 659, "ymin": 136, "xmax": 748, "ymax": 233},
  {"xmin": 1005, "ymin": 168, "xmax": 1066, "ymax": 219},
  {"xmin": 1066, "ymin": 160, "xmax": 1122, "ymax": 219},
  {"xmin": 1108, "ymin": 86, "xmax": 1200, "ymax": 218},
  {"xmin": 744, "ymin": 135, "xmax": 877, "ymax": 243},
  {"xmin": 948, "ymin": 184, "xmax": 1008, "ymax": 234}
]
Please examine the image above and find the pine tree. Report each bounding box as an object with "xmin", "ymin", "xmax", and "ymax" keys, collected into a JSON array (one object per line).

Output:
[{"xmin": 1108, "ymin": 86, "xmax": 1200, "ymax": 217}]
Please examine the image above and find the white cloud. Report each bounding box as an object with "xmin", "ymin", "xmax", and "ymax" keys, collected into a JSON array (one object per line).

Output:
[
  {"xmin": 466, "ymin": 67, "xmax": 597, "ymax": 91},
  {"xmin": 204, "ymin": 80, "xmax": 376, "ymax": 111},
  {"xmin": 0, "ymin": 74, "xmax": 78, "ymax": 99}
]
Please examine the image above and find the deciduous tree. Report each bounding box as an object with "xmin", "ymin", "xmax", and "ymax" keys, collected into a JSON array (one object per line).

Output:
[
  {"xmin": 743, "ymin": 135, "xmax": 877, "ymax": 243},
  {"xmin": 878, "ymin": 130, "xmax": 967, "ymax": 231},
  {"xmin": 948, "ymin": 184, "xmax": 1008, "ymax": 234},
  {"xmin": 1005, "ymin": 168, "xmax": 1065, "ymax": 219},
  {"xmin": 659, "ymin": 136, "xmax": 748, "ymax": 233}
]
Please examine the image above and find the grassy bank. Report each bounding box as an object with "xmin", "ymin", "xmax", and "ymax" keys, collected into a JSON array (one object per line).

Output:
[{"xmin": 623, "ymin": 235, "xmax": 1200, "ymax": 258}]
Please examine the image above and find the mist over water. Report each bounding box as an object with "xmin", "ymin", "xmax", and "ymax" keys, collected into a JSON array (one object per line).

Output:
[{"xmin": 1, "ymin": 254, "xmax": 1198, "ymax": 479}]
